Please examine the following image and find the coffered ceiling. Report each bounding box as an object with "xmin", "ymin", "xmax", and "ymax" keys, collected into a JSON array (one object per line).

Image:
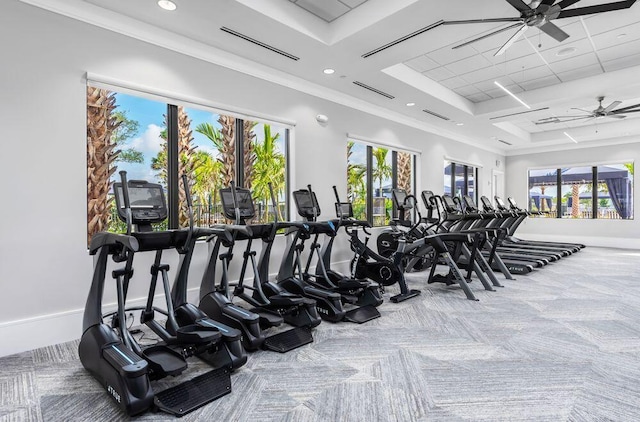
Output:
[{"xmin": 19, "ymin": 0, "xmax": 640, "ymax": 155}]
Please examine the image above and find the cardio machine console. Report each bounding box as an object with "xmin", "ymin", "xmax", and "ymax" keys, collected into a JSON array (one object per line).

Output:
[
  {"xmin": 114, "ymin": 180, "xmax": 167, "ymax": 224},
  {"xmin": 293, "ymin": 190, "xmax": 320, "ymax": 219},
  {"xmin": 219, "ymin": 187, "xmax": 256, "ymax": 221}
]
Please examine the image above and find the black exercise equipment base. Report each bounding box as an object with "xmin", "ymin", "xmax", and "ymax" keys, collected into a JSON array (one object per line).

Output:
[
  {"xmin": 343, "ymin": 305, "xmax": 380, "ymax": 323},
  {"xmin": 390, "ymin": 289, "xmax": 421, "ymax": 303},
  {"xmin": 153, "ymin": 367, "xmax": 231, "ymax": 416},
  {"xmin": 262, "ymin": 326, "xmax": 313, "ymax": 353}
]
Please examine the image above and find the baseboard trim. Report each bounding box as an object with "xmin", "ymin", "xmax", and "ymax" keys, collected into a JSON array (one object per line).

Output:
[
  {"xmin": 513, "ymin": 233, "xmax": 640, "ymax": 249},
  {"xmin": 0, "ymin": 262, "xmax": 354, "ymax": 357}
]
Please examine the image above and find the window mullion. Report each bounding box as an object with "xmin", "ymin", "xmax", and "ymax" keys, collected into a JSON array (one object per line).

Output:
[{"xmin": 167, "ymin": 104, "xmax": 179, "ymax": 229}]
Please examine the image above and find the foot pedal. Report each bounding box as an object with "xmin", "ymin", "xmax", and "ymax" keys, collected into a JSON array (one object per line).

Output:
[
  {"xmin": 154, "ymin": 367, "xmax": 231, "ymax": 417},
  {"xmin": 390, "ymin": 289, "xmax": 421, "ymax": 303},
  {"xmin": 262, "ymin": 327, "xmax": 313, "ymax": 353},
  {"xmin": 343, "ymin": 305, "xmax": 380, "ymax": 324},
  {"xmin": 339, "ymin": 293, "xmax": 358, "ymax": 304},
  {"xmin": 142, "ymin": 345, "xmax": 187, "ymax": 378}
]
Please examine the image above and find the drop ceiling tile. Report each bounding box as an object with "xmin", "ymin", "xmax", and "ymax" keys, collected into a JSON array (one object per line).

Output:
[
  {"xmin": 501, "ymin": 53, "xmax": 548, "ymax": 74},
  {"xmin": 597, "ymin": 38, "xmax": 640, "ymax": 62},
  {"xmin": 454, "ymin": 85, "xmax": 483, "ymax": 97},
  {"xmin": 547, "ymin": 52, "xmax": 599, "ymax": 74},
  {"xmin": 509, "ymin": 65, "xmax": 555, "ymax": 84},
  {"xmin": 405, "ymin": 55, "xmax": 440, "ymax": 73},
  {"xmin": 519, "ymin": 74, "xmax": 560, "ymax": 91},
  {"xmin": 580, "ymin": 8, "xmax": 640, "ymax": 36},
  {"xmin": 425, "ymin": 44, "xmax": 479, "ymax": 66},
  {"xmin": 293, "ymin": 0, "xmax": 350, "ymax": 22},
  {"xmin": 444, "ymin": 54, "xmax": 492, "ymax": 76},
  {"xmin": 485, "ymin": 84, "xmax": 524, "ymax": 99},
  {"xmin": 474, "ymin": 78, "xmax": 515, "ymax": 93},
  {"xmin": 591, "ymin": 22, "xmax": 640, "ymax": 50},
  {"xmin": 440, "ymin": 76, "xmax": 469, "ymax": 90},
  {"xmin": 423, "ymin": 66, "xmax": 456, "ymax": 81},
  {"xmin": 538, "ymin": 38, "xmax": 594, "ymax": 63},
  {"xmin": 458, "ymin": 65, "xmax": 505, "ymax": 84},
  {"xmin": 467, "ymin": 92, "xmax": 493, "ymax": 103},
  {"xmin": 339, "ymin": 0, "xmax": 367, "ymax": 8},
  {"xmin": 557, "ymin": 63, "xmax": 603, "ymax": 82},
  {"xmin": 602, "ymin": 52, "xmax": 640, "ymax": 71},
  {"xmin": 481, "ymin": 38, "xmax": 535, "ymax": 63}
]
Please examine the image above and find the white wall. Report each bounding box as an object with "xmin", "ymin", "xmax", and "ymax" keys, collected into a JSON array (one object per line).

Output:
[
  {"xmin": 0, "ymin": 1, "xmax": 503, "ymax": 356},
  {"xmin": 505, "ymin": 142, "xmax": 639, "ymax": 248}
]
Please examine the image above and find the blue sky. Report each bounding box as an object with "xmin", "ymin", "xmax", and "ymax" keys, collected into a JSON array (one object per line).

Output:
[{"xmin": 111, "ymin": 92, "xmax": 287, "ymax": 187}]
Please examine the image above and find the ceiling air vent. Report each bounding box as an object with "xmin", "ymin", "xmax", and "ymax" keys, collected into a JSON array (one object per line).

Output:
[
  {"xmin": 352, "ymin": 81, "xmax": 395, "ymax": 99},
  {"xmin": 498, "ymin": 139, "xmax": 513, "ymax": 146},
  {"xmin": 220, "ymin": 27, "xmax": 299, "ymax": 61},
  {"xmin": 362, "ymin": 20, "xmax": 445, "ymax": 58},
  {"xmin": 422, "ymin": 108, "xmax": 450, "ymax": 121}
]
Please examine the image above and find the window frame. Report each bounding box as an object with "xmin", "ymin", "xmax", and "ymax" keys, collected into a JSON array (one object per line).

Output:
[
  {"xmin": 86, "ymin": 81, "xmax": 292, "ymax": 239},
  {"xmin": 527, "ymin": 161, "xmax": 634, "ymax": 220},
  {"xmin": 347, "ymin": 138, "xmax": 419, "ymax": 227},
  {"xmin": 444, "ymin": 160, "xmax": 479, "ymax": 205}
]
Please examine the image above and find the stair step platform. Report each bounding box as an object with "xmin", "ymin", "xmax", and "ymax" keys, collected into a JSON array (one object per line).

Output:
[
  {"xmin": 154, "ymin": 367, "xmax": 232, "ymax": 417},
  {"xmin": 262, "ymin": 326, "xmax": 313, "ymax": 353},
  {"xmin": 142, "ymin": 345, "xmax": 187, "ymax": 378},
  {"xmin": 390, "ymin": 289, "xmax": 421, "ymax": 303},
  {"xmin": 343, "ymin": 305, "xmax": 380, "ymax": 324}
]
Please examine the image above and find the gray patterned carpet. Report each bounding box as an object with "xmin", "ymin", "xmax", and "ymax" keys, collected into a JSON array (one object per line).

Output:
[{"xmin": 2, "ymin": 246, "xmax": 640, "ymax": 421}]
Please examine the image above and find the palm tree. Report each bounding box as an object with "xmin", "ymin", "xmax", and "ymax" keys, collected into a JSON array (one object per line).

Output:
[
  {"xmin": 372, "ymin": 147, "xmax": 392, "ymax": 224},
  {"xmin": 243, "ymin": 121, "xmax": 257, "ymax": 190},
  {"xmin": 252, "ymin": 124, "xmax": 285, "ymax": 221},
  {"xmin": 372, "ymin": 147, "xmax": 392, "ymax": 197},
  {"xmin": 397, "ymin": 152, "xmax": 412, "ymax": 192},
  {"xmin": 176, "ymin": 106, "xmax": 197, "ymax": 227},
  {"xmin": 86, "ymin": 86, "xmax": 122, "ymax": 243},
  {"xmin": 218, "ymin": 115, "xmax": 236, "ymax": 186}
]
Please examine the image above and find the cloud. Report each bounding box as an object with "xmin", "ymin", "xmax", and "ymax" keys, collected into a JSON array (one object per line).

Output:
[{"xmin": 129, "ymin": 124, "xmax": 164, "ymax": 155}]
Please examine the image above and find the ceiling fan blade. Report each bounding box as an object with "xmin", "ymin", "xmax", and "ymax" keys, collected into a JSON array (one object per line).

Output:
[
  {"xmin": 606, "ymin": 114, "xmax": 627, "ymax": 119},
  {"xmin": 452, "ymin": 22, "xmax": 523, "ymax": 50},
  {"xmin": 557, "ymin": 0, "xmax": 637, "ymax": 19},
  {"xmin": 539, "ymin": 0, "xmax": 558, "ymax": 6},
  {"xmin": 557, "ymin": 0, "xmax": 581, "ymax": 9},
  {"xmin": 611, "ymin": 103, "xmax": 640, "ymax": 112},
  {"xmin": 446, "ymin": 17, "xmax": 523, "ymax": 24},
  {"xmin": 602, "ymin": 100, "xmax": 622, "ymax": 113},
  {"xmin": 537, "ymin": 115, "xmax": 594, "ymax": 124},
  {"xmin": 535, "ymin": 118, "xmax": 561, "ymax": 125},
  {"xmin": 614, "ymin": 108, "xmax": 640, "ymax": 114},
  {"xmin": 538, "ymin": 21, "xmax": 570, "ymax": 42},
  {"xmin": 506, "ymin": 0, "xmax": 533, "ymax": 13},
  {"xmin": 495, "ymin": 25, "xmax": 528, "ymax": 55}
]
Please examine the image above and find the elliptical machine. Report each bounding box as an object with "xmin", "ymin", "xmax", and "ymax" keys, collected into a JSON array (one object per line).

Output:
[
  {"xmin": 198, "ymin": 182, "xmax": 320, "ymax": 353},
  {"xmin": 278, "ymin": 185, "xmax": 382, "ymax": 323},
  {"xmin": 333, "ymin": 186, "xmax": 421, "ymax": 303},
  {"xmin": 79, "ymin": 172, "xmax": 234, "ymax": 417}
]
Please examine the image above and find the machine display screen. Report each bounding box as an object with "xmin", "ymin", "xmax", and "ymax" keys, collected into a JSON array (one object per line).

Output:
[
  {"xmin": 220, "ymin": 188, "xmax": 255, "ymax": 218},
  {"xmin": 115, "ymin": 185, "xmax": 165, "ymax": 209}
]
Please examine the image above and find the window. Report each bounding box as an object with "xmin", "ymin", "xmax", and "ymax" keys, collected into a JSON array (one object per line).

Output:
[
  {"xmin": 86, "ymin": 86, "xmax": 289, "ymax": 243},
  {"xmin": 444, "ymin": 161, "xmax": 478, "ymax": 202},
  {"xmin": 347, "ymin": 140, "xmax": 417, "ymax": 226},
  {"xmin": 528, "ymin": 163, "xmax": 633, "ymax": 219}
]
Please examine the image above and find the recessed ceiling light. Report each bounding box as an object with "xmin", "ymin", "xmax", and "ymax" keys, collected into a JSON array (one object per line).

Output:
[
  {"xmin": 456, "ymin": 122, "xmax": 464, "ymax": 126},
  {"xmin": 323, "ymin": 68, "xmax": 335, "ymax": 75},
  {"xmin": 158, "ymin": 0, "xmax": 177, "ymax": 11},
  {"xmin": 556, "ymin": 47, "xmax": 577, "ymax": 57},
  {"xmin": 406, "ymin": 102, "xmax": 415, "ymax": 107},
  {"xmin": 617, "ymin": 33, "xmax": 627, "ymax": 39}
]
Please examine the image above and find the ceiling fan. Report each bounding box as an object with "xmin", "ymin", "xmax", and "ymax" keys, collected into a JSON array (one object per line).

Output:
[
  {"xmin": 535, "ymin": 96, "xmax": 640, "ymax": 125},
  {"xmin": 449, "ymin": 0, "xmax": 637, "ymax": 56}
]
